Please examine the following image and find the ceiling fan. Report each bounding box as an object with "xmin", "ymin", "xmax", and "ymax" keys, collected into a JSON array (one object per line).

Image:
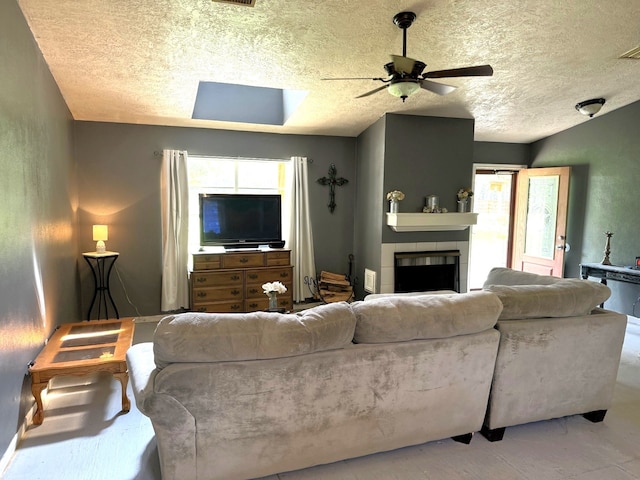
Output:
[{"xmin": 323, "ymin": 11, "xmax": 493, "ymax": 102}]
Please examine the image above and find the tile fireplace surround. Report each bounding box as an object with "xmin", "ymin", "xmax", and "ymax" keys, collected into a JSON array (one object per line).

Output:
[{"xmin": 380, "ymin": 241, "xmax": 469, "ymax": 295}]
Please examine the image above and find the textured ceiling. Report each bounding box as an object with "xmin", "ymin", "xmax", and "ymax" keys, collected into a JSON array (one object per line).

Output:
[{"xmin": 17, "ymin": 0, "xmax": 640, "ymax": 143}]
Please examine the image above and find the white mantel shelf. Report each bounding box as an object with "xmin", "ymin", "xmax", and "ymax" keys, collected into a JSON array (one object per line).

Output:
[{"xmin": 386, "ymin": 212, "xmax": 478, "ymax": 232}]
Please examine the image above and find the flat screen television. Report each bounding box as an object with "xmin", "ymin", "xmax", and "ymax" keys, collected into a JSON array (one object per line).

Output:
[{"xmin": 199, "ymin": 193, "xmax": 282, "ymax": 248}]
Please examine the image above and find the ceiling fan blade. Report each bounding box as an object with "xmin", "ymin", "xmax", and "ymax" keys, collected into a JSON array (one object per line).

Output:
[
  {"xmin": 321, "ymin": 77, "xmax": 386, "ymax": 81},
  {"xmin": 391, "ymin": 55, "xmax": 417, "ymax": 75},
  {"xmin": 423, "ymin": 64, "xmax": 494, "ymax": 79},
  {"xmin": 355, "ymin": 85, "xmax": 389, "ymax": 98},
  {"xmin": 419, "ymin": 80, "xmax": 457, "ymax": 96}
]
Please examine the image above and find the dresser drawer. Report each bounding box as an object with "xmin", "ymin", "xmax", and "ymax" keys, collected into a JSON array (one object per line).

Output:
[
  {"xmin": 192, "ymin": 254, "xmax": 223, "ymax": 270},
  {"xmin": 191, "ymin": 270, "xmax": 243, "ymax": 287},
  {"xmin": 244, "ymin": 297, "xmax": 269, "ymax": 311},
  {"xmin": 192, "ymin": 285, "xmax": 243, "ymax": 302},
  {"xmin": 191, "ymin": 301, "xmax": 244, "ymax": 313},
  {"xmin": 245, "ymin": 284, "xmax": 265, "ymax": 298},
  {"xmin": 222, "ymin": 253, "xmax": 265, "ymax": 269},
  {"xmin": 265, "ymin": 251, "xmax": 291, "ymax": 266},
  {"xmin": 245, "ymin": 267, "xmax": 293, "ymax": 285}
]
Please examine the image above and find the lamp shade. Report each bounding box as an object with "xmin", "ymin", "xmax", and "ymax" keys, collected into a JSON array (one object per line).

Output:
[
  {"xmin": 93, "ymin": 225, "xmax": 108, "ymax": 241},
  {"xmin": 93, "ymin": 225, "xmax": 108, "ymax": 253}
]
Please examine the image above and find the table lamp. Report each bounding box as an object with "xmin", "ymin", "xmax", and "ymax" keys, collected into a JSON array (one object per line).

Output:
[{"xmin": 93, "ymin": 225, "xmax": 108, "ymax": 253}]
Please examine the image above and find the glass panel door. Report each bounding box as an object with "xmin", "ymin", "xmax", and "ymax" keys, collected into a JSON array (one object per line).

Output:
[
  {"xmin": 468, "ymin": 170, "xmax": 516, "ymax": 290},
  {"xmin": 524, "ymin": 176, "xmax": 559, "ymax": 259}
]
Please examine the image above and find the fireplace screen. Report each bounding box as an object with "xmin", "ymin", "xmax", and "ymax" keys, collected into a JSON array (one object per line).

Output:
[{"xmin": 394, "ymin": 250, "xmax": 460, "ymax": 293}]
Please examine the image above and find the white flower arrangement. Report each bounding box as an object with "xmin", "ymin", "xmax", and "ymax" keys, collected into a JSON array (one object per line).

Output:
[
  {"xmin": 386, "ymin": 190, "xmax": 405, "ymax": 201},
  {"xmin": 262, "ymin": 281, "xmax": 287, "ymax": 295},
  {"xmin": 457, "ymin": 188, "xmax": 474, "ymax": 201}
]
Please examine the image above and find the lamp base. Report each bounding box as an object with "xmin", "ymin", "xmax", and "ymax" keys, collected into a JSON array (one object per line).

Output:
[{"xmin": 96, "ymin": 240, "xmax": 106, "ymax": 253}]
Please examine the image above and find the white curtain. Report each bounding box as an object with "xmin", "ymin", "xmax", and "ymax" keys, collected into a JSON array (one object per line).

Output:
[
  {"xmin": 284, "ymin": 156, "xmax": 317, "ymax": 303},
  {"xmin": 160, "ymin": 149, "xmax": 190, "ymax": 311}
]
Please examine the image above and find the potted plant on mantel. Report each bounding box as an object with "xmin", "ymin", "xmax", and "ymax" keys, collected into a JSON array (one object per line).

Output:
[
  {"xmin": 386, "ymin": 190, "xmax": 405, "ymax": 213},
  {"xmin": 456, "ymin": 188, "xmax": 473, "ymax": 212}
]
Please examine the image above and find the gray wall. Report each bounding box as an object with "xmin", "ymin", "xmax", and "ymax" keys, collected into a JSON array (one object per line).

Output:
[
  {"xmin": 473, "ymin": 141, "xmax": 531, "ymax": 166},
  {"xmin": 531, "ymin": 101, "xmax": 640, "ymax": 315},
  {"xmin": 352, "ymin": 113, "xmax": 477, "ymax": 297},
  {"xmin": 353, "ymin": 116, "xmax": 386, "ymax": 298},
  {"xmin": 0, "ymin": 1, "xmax": 79, "ymax": 456},
  {"xmin": 382, "ymin": 114, "xmax": 476, "ymax": 244},
  {"xmin": 74, "ymin": 122, "xmax": 357, "ymax": 316}
]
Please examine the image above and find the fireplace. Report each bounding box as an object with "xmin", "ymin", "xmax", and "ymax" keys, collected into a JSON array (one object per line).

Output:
[{"xmin": 394, "ymin": 250, "xmax": 460, "ymax": 293}]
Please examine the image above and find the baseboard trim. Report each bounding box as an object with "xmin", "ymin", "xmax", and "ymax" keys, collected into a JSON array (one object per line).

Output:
[{"xmin": 0, "ymin": 401, "xmax": 38, "ymax": 476}]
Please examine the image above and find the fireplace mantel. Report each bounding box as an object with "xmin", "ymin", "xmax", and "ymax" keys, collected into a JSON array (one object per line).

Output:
[{"xmin": 386, "ymin": 212, "xmax": 478, "ymax": 232}]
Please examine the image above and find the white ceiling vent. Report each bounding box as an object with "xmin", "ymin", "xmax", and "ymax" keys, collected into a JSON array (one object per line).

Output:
[
  {"xmin": 212, "ymin": 0, "xmax": 256, "ymax": 6},
  {"xmin": 619, "ymin": 46, "xmax": 640, "ymax": 59}
]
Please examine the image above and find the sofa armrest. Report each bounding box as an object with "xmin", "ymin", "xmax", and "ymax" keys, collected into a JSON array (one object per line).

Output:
[{"xmin": 126, "ymin": 342, "xmax": 158, "ymax": 416}]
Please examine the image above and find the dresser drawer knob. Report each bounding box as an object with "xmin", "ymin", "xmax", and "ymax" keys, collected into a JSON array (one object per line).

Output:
[
  {"xmin": 240, "ymin": 257, "xmax": 249, "ymax": 263},
  {"xmin": 197, "ymin": 291, "xmax": 207, "ymax": 298},
  {"xmin": 280, "ymin": 272, "xmax": 289, "ymax": 278},
  {"xmin": 231, "ymin": 289, "xmax": 240, "ymax": 296},
  {"xmin": 231, "ymin": 304, "xmax": 240, "ymax": 310},
  {"xmin": 196, "ymin": 277, "xmax": 207, "ymax": 283},
  {"xmin": 249, "ymin": 288, "xmax": 259, "ymax": 294},
  {"xmin": 248, "ymin": 274, "xmax": 258, "ymax": 280},
  {"xmin": 230, "ymin": 275, "xmax": 240, "ymax": 281},
  {"xmin": 249, "ymin": 303, "xmax": 258, "ymax": 309}
]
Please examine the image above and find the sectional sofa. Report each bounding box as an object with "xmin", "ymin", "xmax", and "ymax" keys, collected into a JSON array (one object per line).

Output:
[
  {"xmin": 480, "ymin": 267, "xmax": 627, "ymax": 440},
  {"xmin": 127, "ymin": 291, "xmax": 503, "ymax": 480},
  {"xmin": 126, "ymin": 268, "xmax": 627, "ymax": 480}
]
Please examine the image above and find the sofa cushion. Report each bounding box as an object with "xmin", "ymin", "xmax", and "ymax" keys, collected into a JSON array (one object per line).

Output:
[
  {"xmin": 484, "ymin": 281, "xmax": 610, "ymax": 319},
  {"xmin": 483, "ymin": 267, "xmax": 561, "ymax": 286},
  {"xmin": 352, "ymin": 291, "xmax": 503, "ymax": 344},
  {"xmin": 153, "ymin": 302, "xmax": 356, "ymax": 369},
  {"xmin": 482, "ymin": 267, "xmax": 611, "ymax": 319}
]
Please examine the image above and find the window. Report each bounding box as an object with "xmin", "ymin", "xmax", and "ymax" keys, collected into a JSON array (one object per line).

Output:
[{"xmin": 187, "ymin": 156, "xmax": 288, "ymax": 250}]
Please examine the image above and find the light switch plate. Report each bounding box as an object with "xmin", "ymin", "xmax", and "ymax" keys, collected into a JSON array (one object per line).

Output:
[{"xmin": 364, "ymin": 269, "xmax": 377, "ymax": 293}]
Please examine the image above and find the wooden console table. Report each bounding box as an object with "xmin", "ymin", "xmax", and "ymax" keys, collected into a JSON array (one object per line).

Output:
[
  {"xmin": 580, "ymin": 263, "xmax": 640, "ymax": 285},
  {"xmin": 28, "ymin": 318, "xmax": 134, "ymax": 425}
]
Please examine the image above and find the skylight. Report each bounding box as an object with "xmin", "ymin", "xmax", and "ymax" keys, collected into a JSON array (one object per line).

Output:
[{"xmin": 192, "ymin": 81, "xmax": 307, "ymax": 126}]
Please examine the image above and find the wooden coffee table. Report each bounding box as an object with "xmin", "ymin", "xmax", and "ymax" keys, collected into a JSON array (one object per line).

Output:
[{"xmin": 28, "ymin": 318, "xmax": 135, "ymax": 425}]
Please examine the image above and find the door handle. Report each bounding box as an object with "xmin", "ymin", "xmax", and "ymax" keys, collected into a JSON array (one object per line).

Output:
[{"xmin": 556, "ymin": 236, "xmax": 570, "ymax": 252}]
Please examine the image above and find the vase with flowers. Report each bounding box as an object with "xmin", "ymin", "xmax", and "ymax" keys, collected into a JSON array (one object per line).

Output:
[
  {"xmin": 386, "ymin": 190, "xmax": 405, "ymax": 213},
  {"xmin": 262, "ymin": 281, "xmax": 288, "ymax": 311},
  {"xmin": 456, "ymin": 188, "xmax": 473, "ymax": 212}
]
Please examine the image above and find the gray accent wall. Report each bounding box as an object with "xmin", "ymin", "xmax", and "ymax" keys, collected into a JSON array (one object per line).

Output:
[
  {"xmin": 353, "ymin": 116, "xmax": 387, "ymax": 298},
  {"xmin": 473, "ymin": 141, "xmax": 531, "ymax": 166},
  {"xmin": 531, "ymin": 101, "xmax": 640, "ymax": 315},
  {"xmin": 74, "ymin": 122, "xmax": 357, "ymax": 316},
  {"xmin": 0, "ymin": 1, "xmax": 79, "ymax": 456},
  {"xmin": 381, "ymin": 114, "xmax": 476, "ymax": 244},
  {"xmin": 353, "ymin": 114, "xmax": 476, "ymax": 297}
]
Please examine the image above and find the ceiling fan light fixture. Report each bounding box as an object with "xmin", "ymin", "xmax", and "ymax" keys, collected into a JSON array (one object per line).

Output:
[
  {"xmin": 388, "ymin": 80, "xmax": 420, "ymax": 101},
  {"xmin": 575, "ymin": 98, "xmax": 605, "ymax": 117}
]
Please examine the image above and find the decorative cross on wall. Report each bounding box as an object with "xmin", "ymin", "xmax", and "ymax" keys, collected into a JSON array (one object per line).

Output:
[{"xmin": 317, "ymin": 164, "xmax": 348, "ymax": 213}]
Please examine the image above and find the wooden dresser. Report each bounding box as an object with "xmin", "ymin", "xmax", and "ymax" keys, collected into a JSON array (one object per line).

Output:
[{"xmin": 190, "ymin": 249, "xmax": 293, "ymax": 313}]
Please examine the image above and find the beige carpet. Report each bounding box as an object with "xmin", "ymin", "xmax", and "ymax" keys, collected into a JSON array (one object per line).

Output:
[{"xmin": 3, "ymin": 318, "xmax": 640, "ymax": 480}]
